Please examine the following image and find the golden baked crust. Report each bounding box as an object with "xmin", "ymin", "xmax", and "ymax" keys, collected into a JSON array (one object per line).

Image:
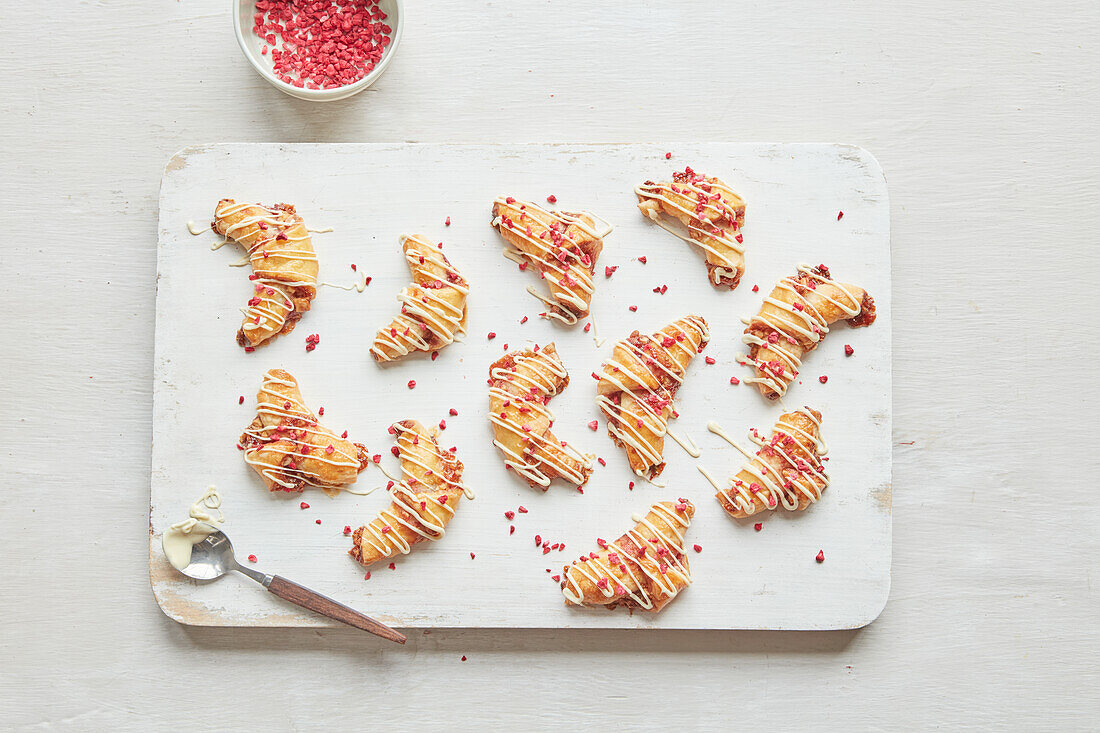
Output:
[
  {"xmin": 212, "ymin": 199, "xmax": 318, "ymax": 348},
  {"xmin": 490, "ymin": 197, "xmax": 608, "ymax": 324},
  {"xmin": 349, "ymin": 420, "xmax": 468, "ymax": 567},
  {"xmin": 488, "ymin": 344, "xmax": 593, "ymax": 490},
  {"xmin": 740, "ymin": 263, "xmax": 876, "ymax": 399},
  {"xmin": 636, "ymin": 168, "xmax": 745, "ymax": 289},
  {"xmin": 715, "ymin": 408, "xmax": 829, "ymax": 518},
  {"xmin": 596, "ymin": 316, "xmax": 709, "ymax": 480},
  {"xmin": 240, "ymin": 369, "xmax": 369, "ymax": 493},
  {"xmin": 370, "ymin": 235, "xmax": 469, "ymax": 362},
  {"xmin": 561, "ymin": 500, "xmax": 694, "ymax": 613}
]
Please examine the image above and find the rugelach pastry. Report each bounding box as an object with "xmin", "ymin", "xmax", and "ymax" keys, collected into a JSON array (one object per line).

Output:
[
  {"xmin": 240, "ymin": 369, "xmax": 369, "ymax": 494},
  {"xmin": 740, "ymin": 263, "xmax": 876, "ymax": 399},
  {"xmin": 349, "ymin": 420, "xmax": 470, "ymax": 566},
  {"xmin": 561, "ymin": 500, "xmax": 694, "ymax": 613},
  {"xmin": 212, "ymin": 199, "xmax": 319, "ymax": 348},
  {"xmin": 714, "ymin": 408, "xmax": 829, "ymax": 518},
  {"xmin": 490, "ymin": 196, "xmax": 611, "ymax": 324},
  {"xmin": 488, "ymin": 344, "xmax": 594, "ymax": 490},
  {"xmin": 371, "ymin": 235, "xmax": 469, "ymax": 362},
  {"xmin": 595, "ymin": 316, "xmax": 710, "ymax": 480},
  {"xmin": 636, "ymin": 167, "xmax": 746, "ymax": 289}
]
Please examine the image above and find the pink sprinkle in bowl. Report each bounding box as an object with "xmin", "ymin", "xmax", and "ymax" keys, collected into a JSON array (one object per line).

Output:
[{"xmin": 234, "ymin": 0, "xmax": 404, "ymax": 102}]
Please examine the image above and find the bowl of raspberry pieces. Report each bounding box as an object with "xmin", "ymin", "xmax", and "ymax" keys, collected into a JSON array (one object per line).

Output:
[{"xmin": 235, "ymin": 0, "xmax": 403, "ymax": 101}]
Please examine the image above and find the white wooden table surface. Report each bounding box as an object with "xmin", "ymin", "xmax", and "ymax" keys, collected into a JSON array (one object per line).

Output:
[{"xmin": 1, "ymin": 1, "xmax": 1096, "ymax": 730}]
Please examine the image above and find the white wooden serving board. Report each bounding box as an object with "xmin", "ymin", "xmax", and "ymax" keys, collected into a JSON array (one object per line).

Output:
[{"xmin": 152, "ymin": 143, "xmax": 891, "ymax": 629}]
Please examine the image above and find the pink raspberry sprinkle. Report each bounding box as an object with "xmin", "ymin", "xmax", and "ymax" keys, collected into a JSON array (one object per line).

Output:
[{"xmin": 252, "ymin": 1, "xmax": 394, "ymax": 91}]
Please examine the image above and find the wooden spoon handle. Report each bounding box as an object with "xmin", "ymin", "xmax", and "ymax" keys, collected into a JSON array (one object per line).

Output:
[{"xmin": 266, "ymin": 575, "xmax": 407, "ymax": 644}]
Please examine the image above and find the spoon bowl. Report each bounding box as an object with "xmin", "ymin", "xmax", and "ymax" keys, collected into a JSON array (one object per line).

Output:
[
  {"xmin": 176, "ymin": 529, "xmax": 237, "ymax": 580},
  {"xmin": 167, "ymin": 527, "xmax": 406, "ymax": 643}
]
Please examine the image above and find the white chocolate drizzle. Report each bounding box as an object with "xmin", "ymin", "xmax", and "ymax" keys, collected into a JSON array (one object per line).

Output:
[
  {"xmin": 212, "ymin": 201, "xmax": 318, "ymax": 339},
  {"xmin": 562, "ymin": 502, "xmax": 692, "ymax": 611},
  {"xmin": 710, "ymin": 411, "xmax": 830, "ymax": 515},
  {"xmin": 161, "ymin": 485, "xmax": 224, "ymax": 571},
  {"xmin": 341, "ymin": 484, "xmax": 382, "ymax": 497},
  {"xmin": 319, "ymin": 271, "xmax": 371, "ymax": 292},
  {"xmin": 635, "ymin": 172, "xmax": 744, "ymax": 286},
  {"xmin": 666, "ymin": 429, "xmax": 701, "ymax": 458},
  {"xmin": 187, "ymin": 220, "xmax": 208, "ymax": 236},
  {"xmin": 595, "ymin": 316, "xmax": 709, "ymax": 478},
  {"xmin": 241, "ymin": 371, "xmax": 363, "ymax": 491},
  {"xmin": 587, "ymin": 313, "xmax": 607, "ymax": 348},
  {"xmin": 738, "ymin": 264, "xmax": 862, "ymax": 397},
  {"xmin": 489, "ymin": 348, "xmax": 594, "ymax": 487},
  {"xmin": 696, "ymin": 465, "xmax": 723, "ymax": 491},
  {"xmin": 492, "ymin": 197, "xmax": 612, "ymax": 325},
  {"xmin": 370, "ymin": 234, "xmax": 469, "ymax": 361},
  {"xmin": 355, "ymin": 423, "xmax": 472, "ymax": 559},
  {"xmin": 374, "ymin": 460, "xmax": 402, "ymax": 483}
]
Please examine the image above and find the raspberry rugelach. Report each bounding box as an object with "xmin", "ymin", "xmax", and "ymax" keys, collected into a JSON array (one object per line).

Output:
[
  {"xmin": 488, "ymin": 344, "xmax": 594, "ymax": 490},
  {"xmin": 212, "ymin": 200, "xmax": 319, "ymax": 348},
  {"xmin": 349, "ymin": 420, "xmax": 470, "ymax": 567},
  {"xmin": 240, "ymin": 369, "xmax": 369, "ymax": 494},
  {"xmin": 490, "ymin": 197, "xmax": 611, "ymax": 324},
  {"xmin": 561, "ymin": 500, "xmax": 694, "ymax": 613},
  {"xmin": 636, "ymin": 167, "xmax": 746, "ymax": 289},
  {"xmin": 370, "ymin": 235, "xmax": 469, "ymax": 362},
  {"xmin": 740, "ymin": 264, "xmax": 876, "ymax": 400},
  {"xmin": 711, "ymin": 408, "xmax": 829, "ymax": 518},
  {"xmin": 596, "ymin": 316, "xmax": 710, "ymax": 480}
]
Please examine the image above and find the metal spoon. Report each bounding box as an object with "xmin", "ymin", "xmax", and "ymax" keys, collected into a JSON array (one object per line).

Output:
[{"xmin": 173, "ymin": 528, "xmax": 405, "ymax": 644}]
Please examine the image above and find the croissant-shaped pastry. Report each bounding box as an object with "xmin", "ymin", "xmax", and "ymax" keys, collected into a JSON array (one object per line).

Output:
[
  {"xmin": 488, "ymin": 344, "xmax": 594, "ymax": 489},
  {"xmin": 212, "ymin": 199, "xmax": 319, "ymax": 348},
  {"xmin": 240, "ymin": 369, "xmax": 369, "ymax": 494},
  {"xmin": 490, "ymin": 197, "xmax": 610, "ymax": 324},
  {"xmin": 561, "ymin": 500, "xmax": 695, "ymax": 613},
  {"xmin": 714, "ymin": 408, "xmax": 829, "ymax": 518},
  {"xmin": 636, "ymin": 167, "xmax": 746, "ymax": 289},
  {"xmin": 349, "ymin": 419, "xmax": 470, "ymax": 567},
  {"xmin": 596, "ymin": 316, "xmax": 710, "ymax": 480},
  {"xmin": 370, "ymin": 235, "xmax": 469, "ymax": 362},
  {"xmin": 739, "ymin": 263, "xmax": 876, "ymax": 399}
]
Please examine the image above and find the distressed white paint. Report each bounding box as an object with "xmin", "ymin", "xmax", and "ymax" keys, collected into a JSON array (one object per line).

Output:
[
  {"xmin": 1, "ymin": 0, "xmax": 1097, "ymax": 730},
  {"xmin": 153, "ymin": 142, "xmax": 891, "ymax": 629}
]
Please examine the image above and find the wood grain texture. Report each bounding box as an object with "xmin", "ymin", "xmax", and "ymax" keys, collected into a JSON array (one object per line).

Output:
[
  {"xmin": 265, "ymin": 575, "xmax": 407, "ymax": 643},
  {"xmin": 0, "ymin": 0, "xmax": 1096, "ymax": 730}
]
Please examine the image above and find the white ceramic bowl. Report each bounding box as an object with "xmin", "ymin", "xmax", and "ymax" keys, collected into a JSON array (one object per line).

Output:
[{"xmin": 233, "ymin": 0, "xmax": 403, "ymax": 102}]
